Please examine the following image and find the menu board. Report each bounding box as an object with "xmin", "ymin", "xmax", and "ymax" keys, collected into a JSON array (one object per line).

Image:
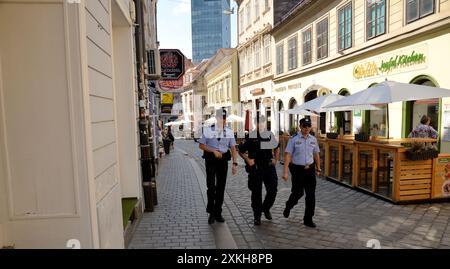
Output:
[{"xmin": 432, "ymin": 156, "xmax": 450, "ymax": 198}]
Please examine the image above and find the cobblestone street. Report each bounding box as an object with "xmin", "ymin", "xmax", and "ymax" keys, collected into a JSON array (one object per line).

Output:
[{"xmin": 130, "ymin": 140, "xmax": 450, "ymax": 249}]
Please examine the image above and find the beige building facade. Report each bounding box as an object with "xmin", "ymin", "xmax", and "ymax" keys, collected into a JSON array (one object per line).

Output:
[
  {"xmin": 237, "ymin": 0, "xmax": 277, "ymax": 132},
  {"xmin": 272, "ymin": 0, "xmax": 450, "ymax": 152},
  {"xmin": 0, "ymin": 0, "xmax": 157, "ymax": 248}
]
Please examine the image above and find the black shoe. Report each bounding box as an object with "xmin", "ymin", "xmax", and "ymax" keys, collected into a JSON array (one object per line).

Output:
[
  {"xmin": 283, "ymin": 208, "xmax": 290, "ymax": 218},
  {"xmin": 254, "ymin": 218, "xmax": 261, "ymax": 226},
  {"xmin": 303, "ymin": 220, "xmax": 316, "ymax": 228},
  {"xmin": 215, "ymin": 215, "xmax": 225, "ymax": 222},
  {"xmin": 208, "ymin": 214, "xmax": 215, "ymax": 225},
  {"xmin": 263, "ymin": 210, "xmax": 272, "ymax": 220}
]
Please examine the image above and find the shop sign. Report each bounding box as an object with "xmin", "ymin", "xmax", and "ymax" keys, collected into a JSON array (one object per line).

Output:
[
  {"xmin": 160, "ymin": 49, "xmax": 185, "ymax": 80},
  {"xmin": 159, "ymin": 78, "xmax": 184, "ymax": 91},
  {"xmin": 275, "ymin": 86, "xmax": 287, "ymax": 92},
  {"xmin": 433, "ymin": 157, "xmax": 450, "ymax": 198},
  {"xmin": 353, "ymin": 45, "xmax": 427, "ymax": 80},
  {"xmin": 161, "ymin": 93, "xmax": 174, "ymax": 105}
]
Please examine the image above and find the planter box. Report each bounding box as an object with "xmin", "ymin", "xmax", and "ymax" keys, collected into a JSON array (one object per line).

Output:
[
  {"xmin": 355, "ymin": 133, "xmax": 369, "ymax": 142},
  {"xmin": 405, "ymin": 149, "xmax": 439, "ymax": 161},
  {"xmin": 326, "ymin": 133, "xmax": 338, "ymax": 139}
]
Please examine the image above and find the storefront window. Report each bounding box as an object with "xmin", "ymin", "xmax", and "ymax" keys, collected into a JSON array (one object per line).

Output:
[
  {"xmin": 369, "ymin": 105, "xmax": 387, "ymax": 137},
  {"xmin": 412, "ymin": 99, "xmax": 439, "ymax": 131}
]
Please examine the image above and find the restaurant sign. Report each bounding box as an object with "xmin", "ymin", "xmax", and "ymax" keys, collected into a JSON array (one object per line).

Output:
[{"xmin": 353, "ymin": 45, "xmax": 427, "ymax": 80}]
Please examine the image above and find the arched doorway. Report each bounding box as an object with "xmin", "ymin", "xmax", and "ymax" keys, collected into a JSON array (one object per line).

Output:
[
  {"xmin": 288, "ymin": 98, "xmax": 297, "ymax": 134},
  {"xmin": 336, "ymin": 89, "xmax": 352, "ymax": 134},
  {"xmin": 304, "ymin": 85, "xmax": 330, "ymax": 135},
  {"xmin": 403, "ymin": 75, "xmax": 440, "ymax": 137},
  {"xmin": 277, "ymin": 100, "xmax": 284, "ymax": 134}
]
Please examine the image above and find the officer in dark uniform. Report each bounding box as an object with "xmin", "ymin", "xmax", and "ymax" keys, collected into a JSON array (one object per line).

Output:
[
  {"xmin": 238, "ymin": 115, "xmax": 279, "ymax": 226},
  {"xmin": 199, "ymin": 108, "xmax": 238, "ymax": 224},
  {"xmin": 282, "ymin": 118, "xmax": 321, "ymax": 228}
]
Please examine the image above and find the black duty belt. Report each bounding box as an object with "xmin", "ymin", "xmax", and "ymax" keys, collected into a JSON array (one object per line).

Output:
[{"xmin": 290, "ymin": 163, "xmax": 314, "ymax": 169}]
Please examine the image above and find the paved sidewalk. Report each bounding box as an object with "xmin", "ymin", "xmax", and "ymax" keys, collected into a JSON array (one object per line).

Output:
[
  {"xmin": 176, "ymin": 140, "xmax": 450, "ymax": 249},
  {"xmin": 128, "ymin": 148, "xmax": 216, "ymax": 249}
]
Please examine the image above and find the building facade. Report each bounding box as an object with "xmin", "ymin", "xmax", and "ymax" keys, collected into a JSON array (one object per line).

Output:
[
  {"xmin": 205, "ymin": 48, "xmax": 241, "ymax": 132},
  {"xmin": 0, "ymin": 0, "xmax": 159, "ymax": 248},
  {"xmin": 272, "ymin": 0, "xmax": 450, "ymax": 152},
  {"xmin": 191, "ymin": 0, "xmax": 231, "ymax": 63},
  {"xmin": 237, "ymin": 0, "xmax": 277, "ymax": 133}
]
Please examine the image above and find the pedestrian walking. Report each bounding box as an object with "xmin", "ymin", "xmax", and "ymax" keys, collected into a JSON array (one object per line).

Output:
[
  {"xmin": 162, "ymin": 127, "xmax": 174, "ymax": 155},
  {"xmin": 238, "ymin": 115, "xmax": 279, "ymax": 226},
  {"xmin": 282, "ymin": 118, "xmax": 321, "ymax": 228},
  {"xmin": 198, "ymin": 108, "xmax": 238, "ymax": 224}
]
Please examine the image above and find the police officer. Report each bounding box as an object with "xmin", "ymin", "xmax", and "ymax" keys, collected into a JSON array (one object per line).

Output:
[
  {"xmin": 199, "ymin": 108, "xmax": 238, "ymax": 224},
  {"xmin": 238, "ymin": 115, "xmax": 279, "ymax": 226},
  {"xmin": 282, "ymin": 118, "xmax": 321, "ymax": 228}
]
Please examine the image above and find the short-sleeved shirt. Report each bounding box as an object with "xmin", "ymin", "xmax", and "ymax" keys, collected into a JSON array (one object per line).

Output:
[
  {"xmin": 238, "ymin": 130, "xmax": 279, "ymax": 161},
  {"xmin": 198, "ymin": 125, "xmax": 236, "ymax": 153},
  {"xmin": 408, "ymin": 124, "xmax": 438, "ymax": 139},
  {"xmin": 285, "ymin": 133, "xmax": 320, "ymax": 166}
]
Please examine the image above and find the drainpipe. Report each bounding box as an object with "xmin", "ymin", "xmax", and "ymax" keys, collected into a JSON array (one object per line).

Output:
[{"xmin": 134, "ymin": 0, "xmax": 154, "ymax": 212}]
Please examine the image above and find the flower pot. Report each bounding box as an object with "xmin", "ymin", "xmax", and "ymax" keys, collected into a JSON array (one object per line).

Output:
[
  {"xmin": 326, "ymin": 132, "xmax": 338, "ymax": 139},
  {"xmin": 355, "ymin": 133, "xmax": 369, "ymax": 142},
  {"xmin": 405, "ymin": 149, "xmax": 439, "ymax": 161}
]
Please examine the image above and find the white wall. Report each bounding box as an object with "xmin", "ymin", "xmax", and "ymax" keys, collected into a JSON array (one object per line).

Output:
[
  {"xmin": 112, "ymin": 4, "xmax": 141, "ymax": 199},
  {"xmin": 0, "ymin": 1, "xmax": 94, "ymax": 248},
  {"xmin": 85, "ymin": 0, "xmax": 124, "ymax": 248}
]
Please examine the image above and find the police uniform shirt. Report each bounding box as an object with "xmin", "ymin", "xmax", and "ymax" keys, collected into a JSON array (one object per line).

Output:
[
  {"xmin": 198, "ymin": 125, "xmax": 236, "ymax": 153},
  {"xmin": 285, "ymin": 133, "xmax": 320, "ymax": 166},
  {"xmin": 238, "ymin": 130, "xmax": 279, "ymax": 161}
]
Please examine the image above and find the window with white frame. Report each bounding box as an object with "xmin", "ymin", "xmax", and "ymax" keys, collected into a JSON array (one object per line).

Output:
[
  {"xmin": 246, "ymin": 3, "xmax": 251, "ymax": 28},
  {"xmin": 254, "ymin": 0, "xmax": 259, "ymax": 20},
  {"xmin": 263, "ymin": 35, "xmax": 271, "ymax": 65},
  {"xmin": 406, "ymin": 0, "xmax": 434, "ymax": 24},
  {"xmin": 247, "ymin": 46, "xmax": 253, "ymax": 73},
  {"xmin": 276, "ymin": 43, "xmax": 284, "ymax": 74},
  {"xmin": 367, "ymin": 0, "xmax": 386, "ymax": 39},
  {"xmin": 316, "ymin": 17, "xmax": 328, "ymax": 60},
  {"xmin": 302, "ymin": 28, "xmax": 312, "ymax": 65},
  {"xmin": 338, "ymin": 2, "xmax": 352, "ymax": 51},
  {"xmin": 226, "ymin": 78, "xmax": 231, "ymax": 100},
  {"xmin": 288, "ymin": 35, "xmax": 298, "ymax": 70},
  {"xmin": 239, "ymin": 10, "xmax": 244, "ymax": 34},
  {"xmin": 239, "ymin": 51, "xmax": 245, "ymax": 76},
  {"xmin": 254, "ymin": 40, "xmax": 261, "ymax": 69},
  {"xmin": 264, "ymin": 0, "xmax": 270, "ymax": 11}
]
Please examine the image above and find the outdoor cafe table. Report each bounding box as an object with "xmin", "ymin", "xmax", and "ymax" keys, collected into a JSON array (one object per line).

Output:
[{"xmin": 311, "ymin": 137, "xmax": 450, "ymax": 203}]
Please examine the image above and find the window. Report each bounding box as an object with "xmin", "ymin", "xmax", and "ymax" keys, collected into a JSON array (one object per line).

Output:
[
  {"xmin": 263, "ymin": 35, "xmax": 271, "ymax": 65},
  {"xmin": 367, "ymin": 0, "xmax": 386, "ymax": 39},
  {"xmin": 288, "ymin": 35, "xmax": 298, "ymax": 70},
  {"xmin": 338, "ymin": 3, "xmax": 352, "ymax": 51},
  {"xmin": 265, "ymin": 0, "xmax": 270, "ymax": 11},
  {"xmin": 406, "ymin": 0, "xmax": 434, "ymax": 23},
  {"xmin": 276, "ymin": 43, "xmax": 284, "ymax": 74},
  {"xmin": 302, "ymin": 28, "xmax": 312, "ymax": 65},
  {"xmin": 239, "ymin": 10, "xmax": 244, "ymax": 34},
  {"xmin": 247, "ymin": 46, "xmax": 253, "ymax": 73},
  {"xmin": 254, "ymin": 0, "xmax": 259, "ymax": 20},
  {"xmin": 226, "ymin": 78, "xmax": 231, "ymax": 100},
  {"xmin": 317, "ymin": 18, "xmax": 328, "ymax": 60},
  {"xmin": 254, "ymin": 40, "xmax": 260, "ymax": 68},
  {"xmin": 239, "ymin": 51, "xmax": 245, "ymax": 75},
  {"xmin": 246, "ymin": 3, "xmax": 251, "ymax": 28}
]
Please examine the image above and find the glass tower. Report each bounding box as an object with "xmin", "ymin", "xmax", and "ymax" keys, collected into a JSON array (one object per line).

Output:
[{"xmin": 191, "ymin": 0, "xmax": 231, "ymax": 63}]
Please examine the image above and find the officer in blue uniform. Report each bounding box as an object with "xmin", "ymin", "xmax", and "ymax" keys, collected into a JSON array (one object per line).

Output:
[
  {"xmin": 238, "ymin": 115, "xmax": 279, "ymax": 226},
  {"xmin": 199, "ymin": 108, "xmax": 238, "ymax": 224},
  {"xmin": 282, "ymin": 118, "xmax": 321, "ymax": 228}
]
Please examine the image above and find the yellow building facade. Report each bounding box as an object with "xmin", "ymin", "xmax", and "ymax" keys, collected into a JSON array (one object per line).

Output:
[{"xmin": 272, "ymin": 0, "xmax": 450, "ymax": 152}]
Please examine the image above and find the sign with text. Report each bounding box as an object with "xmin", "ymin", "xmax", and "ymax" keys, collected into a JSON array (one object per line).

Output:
[
  {"xmin": 160, "ymin": 49, "xmax": 185, "ymax": 80},
  {"xmin": 352, "ymin": 44, "xmax": 428, "ymax": 80}
]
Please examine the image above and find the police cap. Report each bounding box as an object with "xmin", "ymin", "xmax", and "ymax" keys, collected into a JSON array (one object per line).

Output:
[{"xmin": 299, "ymin": 118, "xmax": 312, "ymax": 127}]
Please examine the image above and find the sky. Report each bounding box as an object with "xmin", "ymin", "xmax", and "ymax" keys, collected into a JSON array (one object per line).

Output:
[{"xmin": 157, "ymin": 0, "xmax": 238, "ymax": 60}]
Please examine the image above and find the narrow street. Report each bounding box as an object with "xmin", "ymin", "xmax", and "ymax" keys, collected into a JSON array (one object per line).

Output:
[{"xmin": 130, "ymin": 140, "xmax": 450, "ymax": 249}]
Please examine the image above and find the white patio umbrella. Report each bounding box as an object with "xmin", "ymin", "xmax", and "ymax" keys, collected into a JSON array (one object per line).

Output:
[
  {"xmin": 323, "ymin": 81, "xmax": 450, "ymax": 109},
  {"xmin": 293, "ymin": 93, "xmax": 344, "ymax": 113},
  {"xmin": 226, "ymin": 114, "xmax": 245, "ymax": 122},
  {"xmin": 323, "ymin": 81, "xmax": 450, "ymax": 138},
  {"xmin": 321, "ymin": 104, "xmax": 383, "ymax": 112},
  {"xmin": 282, "ymin": 108, "xmax": 319, "ymax": 116},
  {"xmin": 204, "ymin": 117, "xmax": 217, "ymax": 125}
]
